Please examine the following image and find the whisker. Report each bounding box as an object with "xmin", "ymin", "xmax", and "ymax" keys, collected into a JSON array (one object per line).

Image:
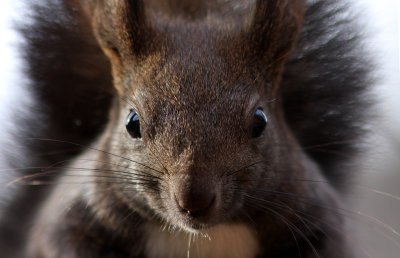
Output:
[
  {"xmin": 241, "ymin": 189, "xmax": 322, "ymax": 238},
  {"xmin": 18, "ymin": 180, "xmax": 156, "ymax": 186},
  {"xmin": 243, "ymin": 195, "xmax": 304, "ymax": 257},
  {"xmin": 244, "ymin": 193, "xmax": 320, "ymax": 258},
  {"xmin": 225, "ymin": 161, "xmax": 264, "ymax": 177},
  {"xmin": 24, "ymin": 138, "xmax": 165, "ymax": 175},
  {"xmin": 242, "ymin": 191, "xmax": 373, "ymax": 258},
  {"xmin": 34, "ymin": 147, "xmax": 82, "ymax": 156},
  {"xmin": 57, "ymin": 158, "xmax": 164, "ymax": 180},
  {"xmin": 6, "ymin": 169, "xmax": 59, "ymax": 187},
  {"xmin": 303, "ymin": 139, "xmax": 364, "ymax": 150},
  {"xmin": 241, "ymin": 186, "xmax": 400, "ymax": 250},
  {"xmin": 7, "ymin": 166, "xmax": 161, "ymax": 186},
  {"xmin": 235, "ymin": 177, "xmax": 400, "ymax": 203}
]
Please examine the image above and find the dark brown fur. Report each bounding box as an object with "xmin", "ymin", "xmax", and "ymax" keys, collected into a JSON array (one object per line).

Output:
[{"xmin": 0, "ymin": 0, "xmax": 372, "ymax": 257}]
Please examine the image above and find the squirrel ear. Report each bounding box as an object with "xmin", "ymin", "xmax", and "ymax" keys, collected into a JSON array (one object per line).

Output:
[
  {"xmin": 249, "ymin": 0, "xmax": 305, "ymax": 65},
  {"xmin": 240, "ymin": 0, "xmax": 305, "ymax": 96},
  {"xmin": 84, "ymin": 0, "xmax": 156, "ymax": 95},
  {"xmin": 91, "ymin": 0, "xmax": 152, "ymax": 57}
]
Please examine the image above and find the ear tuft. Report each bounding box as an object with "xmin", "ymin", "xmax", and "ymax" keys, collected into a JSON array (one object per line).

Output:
[
  {"xmin": 83, "ymin": 0, "xmax": 159, "ymax": 95},
  {"xmin": 90, "ymin": 0, "xmax": 153, "ymax": 59},
  {"xmin": 249, "ymin": 0, "xmax": 306, "ymax": 64}
]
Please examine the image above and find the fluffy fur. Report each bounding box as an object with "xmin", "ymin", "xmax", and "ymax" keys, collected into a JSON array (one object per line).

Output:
[{"xmin": 0, "ymin": 0, "xmax": 372, "ymax": 257}]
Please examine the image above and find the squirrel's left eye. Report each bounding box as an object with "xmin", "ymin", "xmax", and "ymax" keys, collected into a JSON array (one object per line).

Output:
[
  {"xmin": 252, "ymin": 109, "xmax": 268, "ymax": 138},
  {"xmin": 126, "ymin": 110, "xmax": 141, "ymax": 139}
]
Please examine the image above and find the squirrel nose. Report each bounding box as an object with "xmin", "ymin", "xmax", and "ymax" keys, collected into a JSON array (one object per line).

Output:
[{"xmin": 175, "ymin": 191, "xmax": 216, "ymax": 217}]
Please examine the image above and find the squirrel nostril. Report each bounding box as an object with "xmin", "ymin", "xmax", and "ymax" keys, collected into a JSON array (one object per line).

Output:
[{"xmin": 175, "ymin": 193, "xmax": 216, "ymax": 217}]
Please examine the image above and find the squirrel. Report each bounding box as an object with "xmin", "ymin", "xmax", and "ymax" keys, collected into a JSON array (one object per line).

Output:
[{"xmin": 0, "ymin": 0, "xmax": 372, "ymax": 257}]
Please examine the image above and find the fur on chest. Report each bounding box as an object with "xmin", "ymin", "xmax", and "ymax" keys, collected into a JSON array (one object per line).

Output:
[{"xmin": 144, "ymin": 223, "xmax": 260, "ymax": 258}]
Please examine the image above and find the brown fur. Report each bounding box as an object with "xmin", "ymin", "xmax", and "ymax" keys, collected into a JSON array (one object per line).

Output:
[{"xmin": 6, "ymin": 0, "xmax": 371, "ymax": 257}]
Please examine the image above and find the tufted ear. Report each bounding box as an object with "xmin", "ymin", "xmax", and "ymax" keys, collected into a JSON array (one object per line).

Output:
[
  {"xmin": 249, "ymin": 0, "xmax": 305, "ymax": 63},
  {"xmin": 91, "ymin": 0, "xmax": 153, "ymax": 55},
  {"xmin": 243, "ymin": 0, "xmax": 305, "ymax": 95},
  {"xmin": 80, "ymin": 0, "xmax": 156, "ymax": 95}
]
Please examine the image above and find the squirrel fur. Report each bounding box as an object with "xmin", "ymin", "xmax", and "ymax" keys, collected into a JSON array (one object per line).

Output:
[{"xmin": 0, "ymin": 0, "xmax": 372, "ymax": 257}]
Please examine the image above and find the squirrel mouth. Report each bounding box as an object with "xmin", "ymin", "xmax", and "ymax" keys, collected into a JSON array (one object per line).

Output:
[
  {"xmin": 171, "ymin": 203, "xmax": 220, "ymax": 233},
  {"xmin": 176, "ymin": 219, "xmax": 217, "ymax": 234}
]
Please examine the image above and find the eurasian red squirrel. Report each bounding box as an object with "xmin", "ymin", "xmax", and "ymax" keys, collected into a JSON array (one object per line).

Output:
[{"xmin": 0, "ymin": 0, "xmax": 372, "ymax": 257}]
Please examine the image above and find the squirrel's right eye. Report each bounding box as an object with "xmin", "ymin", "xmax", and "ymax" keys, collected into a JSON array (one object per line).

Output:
[{"xmin": 126, "ymin": 110, "xmax": 141, "ymax": 139}]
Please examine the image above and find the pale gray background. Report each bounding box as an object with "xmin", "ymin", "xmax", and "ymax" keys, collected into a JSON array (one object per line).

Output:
[{"xmin": 0, "ymin": 0, "xmax": 399, "ymax": 257}]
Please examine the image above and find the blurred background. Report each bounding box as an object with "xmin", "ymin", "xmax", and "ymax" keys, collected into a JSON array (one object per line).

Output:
[
  {"xmin": 349, "ymin": 1, "xmax": 400, "ymax": 257},
  {"xmin": 0, "ymin": 0, "xmax": 398, "ymax": 257}
]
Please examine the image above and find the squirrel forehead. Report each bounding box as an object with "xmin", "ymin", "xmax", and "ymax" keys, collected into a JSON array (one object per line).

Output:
[
  {"xmin": 122, "ymin": 26, "xmax": 264, "ymax": 101},
  {"xmin": 126, "ymin": 52, "xmax": 259, "ymax": 112}
]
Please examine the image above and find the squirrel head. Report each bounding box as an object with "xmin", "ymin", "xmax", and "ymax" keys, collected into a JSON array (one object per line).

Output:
[{"xmin": 80, "ymin": 0, "xmax": 325, "ymax": 231}]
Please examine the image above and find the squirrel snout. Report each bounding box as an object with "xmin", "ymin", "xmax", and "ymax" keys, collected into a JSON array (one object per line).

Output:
[
  {"xmin": 172, "ymin": 177, "xmax": 217, "ymax": 218},
  {"xmin": 175, "ymin": 192, "xmax": 216, "ymax": 217}
]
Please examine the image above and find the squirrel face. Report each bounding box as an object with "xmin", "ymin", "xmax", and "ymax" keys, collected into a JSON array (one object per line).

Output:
[
  {"xmin": 107, "ymin": 52, "xmax": 274, "ymax": 230},
  {"xmin": 81, "ymin": 0, "xmax": 331, "ymax": 232}
]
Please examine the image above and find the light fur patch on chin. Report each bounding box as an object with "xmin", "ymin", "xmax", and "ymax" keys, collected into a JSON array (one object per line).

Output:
[{"xmin": 145, "ymin": 223, "xmax": 260, "ymax": 258}]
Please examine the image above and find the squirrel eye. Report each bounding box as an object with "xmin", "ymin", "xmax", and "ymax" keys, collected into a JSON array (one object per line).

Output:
[
  {"xmin": 252, "ymin": 109, "xmax": 268, "ymax": 138},
  {"xmin": 126, "ymin": 110, "xmax": 141, "ymax": 139}
]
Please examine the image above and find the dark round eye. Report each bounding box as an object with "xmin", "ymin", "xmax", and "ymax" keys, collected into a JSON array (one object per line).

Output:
[
  {"xmin": 126, "ymin": 110, "xmax": 141, "ymax": 138},
  {"xmin": 252, "ymin": 109, "xmax": 268, "ymax": 138}
]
